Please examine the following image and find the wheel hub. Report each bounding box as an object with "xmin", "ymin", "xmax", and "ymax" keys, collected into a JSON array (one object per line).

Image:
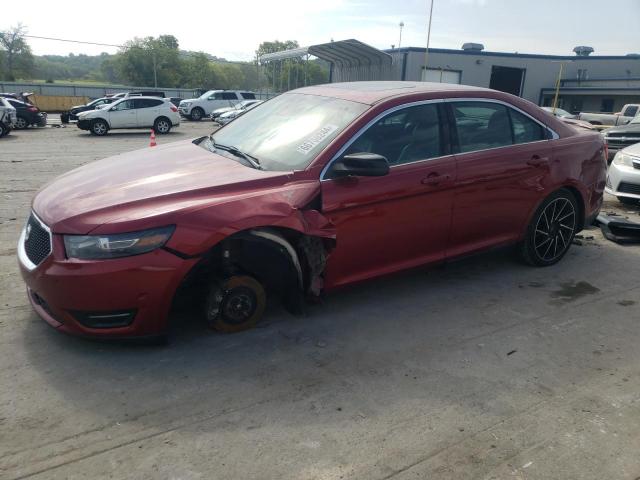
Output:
[{"xmin": 221, "ymin": 287, "xmax": 257, "ymax": 324}]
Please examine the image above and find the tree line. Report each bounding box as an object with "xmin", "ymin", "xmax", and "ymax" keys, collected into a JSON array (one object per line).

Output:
[{"xmin": 0, "ymin": 26, "xmax": 328, "ymax": 91}]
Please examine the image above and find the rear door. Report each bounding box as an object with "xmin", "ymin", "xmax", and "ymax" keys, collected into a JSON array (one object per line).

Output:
[
  {"xmin": 321, "ymin": 101, "xmax": 457, "ymax": 288},
  {"xmin": 446, "ymin": 100, "xmax": 552, "ymax": 257},
  {"xmin": 108, "ymin": 99, "xmax": 137, "ymax": 127},
  {"xmin": 134, "ymin": 98, "xmax": 163, "ymax": 127},
  {"xmin": 223, "ymin": 91, "xmax": 240, "ymax": 108}
]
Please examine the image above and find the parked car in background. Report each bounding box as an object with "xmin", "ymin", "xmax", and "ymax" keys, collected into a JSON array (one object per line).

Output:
[
  {"xmin": 0, "ymin": 97, "xmax": 17, "ymax": 137},
  {"xmin": 179, "ymin": 90, "xmax": 256, "ymax": 121},
  {"xmin": 108, "ymin": 91, "xmax": 166, "ymax": 99},
  {"xmin": 605, "ymin": 143, "xmax": 640, "ymax": 204},
  {"xmin": 0, "ymin": 92, "xmax": 35, "ymax": 103},
  {"xmin": 558, "ymin": 117, "xmax": 597, "ymax": 131},
  {"xmin": 169, "ymin": 97, "xmax": 182, "ymax": 108},
  {"xmin": 7, "ymin": 99, "xmax": 47, "ymax": 129},
  {"xmin": 17, "ymin": 82, "xmax": 605, "ymax": 340},
  {"xmin": 578, "ymin": 104, "xmax": 640, "ymax": 127},
  {"xmin": 210, "ymin": 99, "xmax": 261, "ymax": 121},
  {"xmin": 76, "ymin": 97, "xmax": 180, "ymax": 136},
  {"xmin": 215, "ymin": 100, "xmax": 263, "ymax": 124},
  {"xmin": 542, "ymin": 106, "xmax": 577, "ymax": 119},
  {"xmin": 603, "ymin": 115, "xmax": 640, "ymax": 161},
  {"xmin": 61, "ymin": 97, "xmax": 118, "ymax": 123}
]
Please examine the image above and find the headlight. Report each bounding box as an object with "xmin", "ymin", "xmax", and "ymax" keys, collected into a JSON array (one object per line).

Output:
[
  {"xmin": 181, "ymin": 102, "xmax": 191, "ymax": 107},
  {"xmin": 612, "ymin": 152, "xmax": 637, "ymax": 167},
  {"xmin": 64, "ymin": 226, "xmax": 175, "ymax": 260}
]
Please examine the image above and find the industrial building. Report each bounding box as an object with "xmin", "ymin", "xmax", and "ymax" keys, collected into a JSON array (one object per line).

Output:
[{"xmin": 260, "ymin": 39, "xmax": 640, "ymax": 114}]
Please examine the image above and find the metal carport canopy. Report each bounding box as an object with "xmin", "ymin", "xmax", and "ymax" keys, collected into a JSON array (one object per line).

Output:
[{"xmin": 259, "ymin": 39, "xmax": 392, "ymax": 67}]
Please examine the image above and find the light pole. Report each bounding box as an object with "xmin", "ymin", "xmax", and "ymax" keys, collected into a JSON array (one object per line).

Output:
[
  {"xmin": 399, "ymin": 21, "xmax": 404, "ymax": 49},
  {"xmin": 423, "ymin": 0, "xmax": 435, "ymax": 81}
]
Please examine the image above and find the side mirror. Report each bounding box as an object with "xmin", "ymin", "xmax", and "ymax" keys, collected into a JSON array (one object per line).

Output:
[{"xmin": 330, "ymin": 152, "xmax": 390, "ymax": 178}]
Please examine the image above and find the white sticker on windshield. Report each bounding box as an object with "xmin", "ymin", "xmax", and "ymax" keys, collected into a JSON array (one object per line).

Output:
[{"xmin": 296, "ymin": 124, "xmax": 339, "ymax": 155}]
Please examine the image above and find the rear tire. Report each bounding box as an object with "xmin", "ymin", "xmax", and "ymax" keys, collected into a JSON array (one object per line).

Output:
[
  {"xmin": 190, "ymin": 108, "xmax": 204, "ymax": 121},
  {"xmin": 90, "ymin": 119, "xmax": 108, "ymax": 136},
  {"xmin": 617, "ymin": 196, "xmax": 638, "ymax": 206},
  {"xmin": 153, "ymin": 117, "xmax": 172, "ymax": 134},
  {"xmin": 520, "ymin": 189, "xmax": 579, "ymax": 267},
  {"xmin": 0, "ymin": 123, "xmax": 6, "ymax": 138},
  {"xmin": 14, "ymin": 116, "xmax": 27, "ymax": 130},
  {"xmin": 205, "ymin": 275, "xmax": 266, "ymax": 333}
]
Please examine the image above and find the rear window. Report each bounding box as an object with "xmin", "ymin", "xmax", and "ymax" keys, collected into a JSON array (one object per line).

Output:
[{"xmin": 241, "ymin": 92, "xmax": 256, "ymax": 99}]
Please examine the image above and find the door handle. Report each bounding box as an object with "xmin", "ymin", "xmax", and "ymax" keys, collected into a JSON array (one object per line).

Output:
[
  {"xmin": 421, "ymin": 173, "xmax": 451, "ymax": 186},
  {"xmin": 527, "ymin": 155, "xmax": 549, "ymax": 167}
]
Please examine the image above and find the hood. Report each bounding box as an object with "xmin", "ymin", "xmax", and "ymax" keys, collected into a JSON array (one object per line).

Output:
[
  {"xmin": 213, "ymin": 106, "xmax": 234, "ymax": 114},
  {"xmin": 623, "ymin": 142, "xmax": 640, "ymax": 157},
  {"xmin": 606, "ymin": 122, "xmax": 640, "ymax": 135},
  {"xmin": 180, "ymin": 98, "xmax": 197, "ymax": 104},
  {"xmin": 33, "ymin": 139, "xmax": 294, "ymax": 234}
]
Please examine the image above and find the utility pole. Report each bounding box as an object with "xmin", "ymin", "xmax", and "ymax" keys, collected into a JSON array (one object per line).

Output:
[
  {"xmin": 399, "ymin": 21, "xmax": 404, "ymax": 49},
  {"xmin": 152, "ymin": 50, "xmax": 158, "ymax": 88},
  {"xmin": 423, "ymin": 0, "xmax": 435, "ymax": 81}
]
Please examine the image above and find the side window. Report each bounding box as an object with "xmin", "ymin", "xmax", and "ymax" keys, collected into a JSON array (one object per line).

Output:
[
  {"xmin": 345, "ymin": 103, "xmax": 444, "ymax": 166},
  {"xmin": 508, "ymin": 109, "xmax": 546, "ymax": 143},
  {"xmin": 209, "ymin": 92, "xmax": 224, "ymax": 100},
  {"xmin": 241, "ymin": 92, "xmax": 256, "ymax": 99},
  {"xmin": 113, "ymin": 100, "xmax": 134, "ymax": 111},
  {"xmin": 134, "ymin": 99, "xmax": 163, "ymax": 109},
  {"xmin": 222, "ymin": 92, "xmax": 237, "ymax": 100},
  {"xmin": 452, "ymin": 102, "xmax": 513, "ymax": 153}
]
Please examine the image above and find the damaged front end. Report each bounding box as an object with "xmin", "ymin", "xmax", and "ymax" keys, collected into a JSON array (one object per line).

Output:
[{"xmin": 170, "ymin": 180, "xmax": 336, "ymax": 330}]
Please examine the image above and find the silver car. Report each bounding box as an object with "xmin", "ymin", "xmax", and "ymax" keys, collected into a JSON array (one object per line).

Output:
[
  {"xmin": 0, "ymin": 97, "xmax": 17, "ymax": 137},
  {"xmin": 606, "ymin": 142, "xmax": 640, "ymax": 205}
]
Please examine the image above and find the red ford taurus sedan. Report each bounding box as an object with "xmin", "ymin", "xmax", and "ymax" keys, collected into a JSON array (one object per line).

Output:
[{"xmin": 18, "ymin": 82, "xmax": 606, "ymax": 340}]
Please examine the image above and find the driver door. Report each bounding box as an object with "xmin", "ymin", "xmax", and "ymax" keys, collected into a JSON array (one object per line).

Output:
[
  {"xmin": 320, "ymin": 101, "xmax": 457, "ymax": 289},
  {"xmin": 108, "ymin": 99, "xmax": 137, "ymax": 127}
]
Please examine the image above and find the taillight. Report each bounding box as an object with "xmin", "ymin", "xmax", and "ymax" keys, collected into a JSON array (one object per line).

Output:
[
  {"xmin": 170, "ymin": 105, "xmax": 178, "ymax": 112},
  {"xmin": 604, "ymin": 142, "xmax": 609, "ymax": 161},
  {"xmin": 28, "ymin": 106, "xmax": 38, "ymax": 112}
]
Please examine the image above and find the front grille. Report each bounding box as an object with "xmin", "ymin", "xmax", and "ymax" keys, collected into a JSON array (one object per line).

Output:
[
  {"xmin": 605, "ymin": 135, "xmax": 640, "ymax": 148},
  {"xmin": 24, "ymin": 213, "xmax": 51, "ymax": 266},
  {"xmin": 617, "ymin": 182, "xmax": 640, "ymax": 195}
]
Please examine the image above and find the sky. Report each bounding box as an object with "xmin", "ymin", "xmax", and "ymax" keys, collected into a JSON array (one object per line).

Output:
[{"xmin": 5, "ymin": 0, "xmax": 640, "ymax": 61}]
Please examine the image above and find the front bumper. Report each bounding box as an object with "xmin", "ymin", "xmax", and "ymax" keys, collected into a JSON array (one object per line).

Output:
[
  {"xmin": 605, "ymin": 161, "xmax": 640, "ymax": 199},
  {"xmin": 77, "ymin": 119, "xmax": 90, "ymax": 130},
  {"xmin": 18, "ymin": 226, "xmax": 198, "ymax": 338},
  {"xmin": 178, "ymin": 107, "xmax": 191, "ymax": 116}
]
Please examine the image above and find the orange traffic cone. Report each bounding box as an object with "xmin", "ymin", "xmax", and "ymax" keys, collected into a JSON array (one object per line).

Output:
[{"xmin": 149, "ymin": 129, "xmax": 157, "ymax": 147}]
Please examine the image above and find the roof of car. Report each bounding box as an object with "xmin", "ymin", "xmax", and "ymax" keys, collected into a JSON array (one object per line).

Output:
[{"xmin": 292, "ymin": 81, "xmax": 493, "ymax": 105}]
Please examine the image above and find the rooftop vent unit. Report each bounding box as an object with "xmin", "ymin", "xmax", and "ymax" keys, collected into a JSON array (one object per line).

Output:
[
  {"xmin": 573, "ymin": 46, "xmax": 594, "ymax": 57},
  {"xmin": 462, "ymin": 43, "xmax": 484, "ymax": 53}
]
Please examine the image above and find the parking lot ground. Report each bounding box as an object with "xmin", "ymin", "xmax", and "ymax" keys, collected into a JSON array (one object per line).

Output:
[{"xmin": 1, "ymin": 123, "xmax": 640, "ymax": 480}]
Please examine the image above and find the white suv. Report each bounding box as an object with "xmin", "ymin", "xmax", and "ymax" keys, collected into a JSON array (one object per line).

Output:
[
  {"xmin": 77, "ymin": 97, "xmax": 181, "ymax": 136},
  {"xmin": 179, "ymin": 90, "xmax": 256, "ymax": 121}
]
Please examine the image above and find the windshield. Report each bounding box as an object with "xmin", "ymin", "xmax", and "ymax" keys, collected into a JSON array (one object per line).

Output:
[
  {"xmin": 204, "ymin": 93, "xmax": 368, "ymax": 171},
  {"xmin": 199, "ymin": 90, "xmax": 217, "ymax": 100}
]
